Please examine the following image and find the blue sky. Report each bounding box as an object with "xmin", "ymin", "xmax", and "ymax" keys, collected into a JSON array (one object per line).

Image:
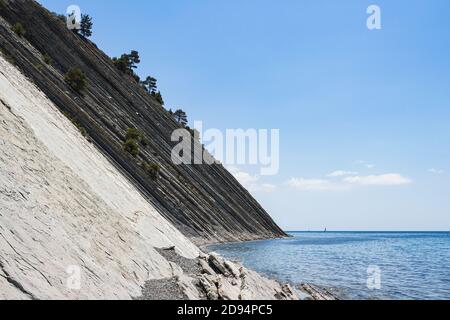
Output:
[{"xmin": 39, "ymin": 0, "xmax": 450, "ymax": 231}]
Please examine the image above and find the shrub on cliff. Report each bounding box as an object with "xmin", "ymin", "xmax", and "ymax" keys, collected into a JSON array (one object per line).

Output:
[
  {"xmin": 0, "ymin": 48, "xmax": 14, "ymax": 65},
  {"xmin": 42, "ymin": 53, "xmax": 52, "ymax": 65},
  {"xmin": 65, "ymin": 67, "xmax": 88, "ymax": 93},
  {"xmin": 142, "ymin": 162, "xmax": 161, "ymax": 181},
  {"xmin": 12, "ymin": 23, "xmax": 26, "ymax": 38},
  {"xmin": 35, "ymin": 63, "xmax": 44, "ymax": 72},
  {"xmin": 125, "ymin": 128, "xmax": 141, "ymax": 141},
  {"xmin": 112, "ymin": 55, "xmax": 128, "ymax": 73},
  {"xmin": 125, "ymin": 128, "xmax": 149, "ymax": 146},
  {"xmin": 132, "ymin": 74, "xmax": 141, "ymax": 83},
  {"xmin": 123, "ymin": 139, "xmax": 139, "ymax": 157},
  {"xmin": 52, "ymin": 12, "xmax": 67, "ymax": 23},
  {"xmin": 151, "ymin": 91, "xmax": 164, "ymax": 106}
]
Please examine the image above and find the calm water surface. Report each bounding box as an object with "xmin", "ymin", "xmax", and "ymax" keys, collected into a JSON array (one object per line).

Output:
[{"xmin": 208, "ymin": 232, "xmax": 450, "ymax": 300}]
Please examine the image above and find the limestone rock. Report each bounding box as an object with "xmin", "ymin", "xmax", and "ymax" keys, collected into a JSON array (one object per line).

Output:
[
  {"xmin": 199, "ymin": 259, "xmax": 215, "ymax": 276},
  {"xmin": 0, "ymin": 0, "xmax": 287, "ymax": 245},
  {"xmin": 199, "ymin": 275, "xmax": 219, "ymax": 300},
  {"xmin": 224, "ymin": 260, "xmax": 240, "ymax": 278},
  {"xmin": 208, "ymin": 254, "xmax": 230, "ymax": 277}
]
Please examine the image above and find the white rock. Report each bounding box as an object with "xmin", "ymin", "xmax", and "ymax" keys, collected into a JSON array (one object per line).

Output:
[
  {"xmin": 0, "ymin": 56, "xmax": 198, "ymax": 299},
  {"xmin": 199, "ymin": 259, "xmax": 215, "ymax": 276},
  {"xmin": 224, "ymin": 260, "xmax": 240, "ymax": 278},
  {"xmin": 0, "ymin": 55, "xmax": 299, "ymax": 301}
]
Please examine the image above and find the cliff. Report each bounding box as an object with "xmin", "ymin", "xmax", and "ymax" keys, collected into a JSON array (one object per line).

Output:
[
  {"xmin": 0, "ymin": 0, "xmax": 286, "ymax": 245},
  {"xmin": 0, "ymin": 54, "xmax": 297, "ymax": 300}
]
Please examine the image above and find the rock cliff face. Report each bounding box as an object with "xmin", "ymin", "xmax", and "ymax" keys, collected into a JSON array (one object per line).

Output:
[
  {"xmin": 0, "ymin": 0, "xmax": 286, "ymax": 245},
  {"xmin": 0, "ymin": 54, "xmax": 298, "ymax": 300}
]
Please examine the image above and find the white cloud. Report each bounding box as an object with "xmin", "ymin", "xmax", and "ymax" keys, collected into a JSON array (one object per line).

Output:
[
  {"xmin": 228, "ymin": 166, "xmax": 277, "ymax": 193},
  {"xmin": 343, "ymin": 174, "xmax": 412, "ymax": 186},
  {"xmin": 287, "ymin": 177, "xmax": 345, "ymax": 191},
  {"xmin": 287, "ymin": 173, "xmax": 412, "ymax": 191},
  {"xmin": 228, "ymin": 167, "xmax": 258, "ymax": 185},
  {"xmin": 327, "ymin": 170, "xmax": 359, "ymax": 177},
  {"xmin": 366, "ymin": 164, "xmax": 376, "ymax": 169},
  {"xmin": 428, "ymin": 168, "xmax": 444, "ymax": 175}
]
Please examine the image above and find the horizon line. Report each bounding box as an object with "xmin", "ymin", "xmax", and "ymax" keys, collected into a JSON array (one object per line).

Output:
[{"xmin": 285, "ymin": 230, "xmax": 450, "ymax": 233}]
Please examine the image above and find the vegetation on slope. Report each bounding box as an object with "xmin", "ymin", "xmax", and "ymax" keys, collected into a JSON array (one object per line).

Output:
[{"xmin": 65, "ymin": 67, "xmax": 88, "ymax": 93}]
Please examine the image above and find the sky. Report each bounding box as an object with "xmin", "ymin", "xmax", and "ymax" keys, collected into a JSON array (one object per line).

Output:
[{"xmin": 39, "ymin": 0, "xmax": 450, "ymax": 231}]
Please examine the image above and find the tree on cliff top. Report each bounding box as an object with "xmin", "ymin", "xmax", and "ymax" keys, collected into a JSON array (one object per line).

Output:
[
  {"xmin": 79, "ymin": 14, "xmax": 93, "ymax": 38},
  {"xmin": 128, "ymin": 51, "xmax": 141, "ymax": 69},
  {"xmin": 173, "ymin": 109, "xmax": 188, "ymax": 126},
  {"xmin": 141, "ymin": 76, "xmax": 157, "ymax": 94},
  {"xmin": 112, "ymin": 51, "xmax": 141, "ymax": 76}
]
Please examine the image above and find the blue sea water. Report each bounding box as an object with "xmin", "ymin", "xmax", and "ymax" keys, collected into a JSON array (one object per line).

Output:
[{"xmin": 207, "ymin": 232, "xmax": 450, "ymax": 300}]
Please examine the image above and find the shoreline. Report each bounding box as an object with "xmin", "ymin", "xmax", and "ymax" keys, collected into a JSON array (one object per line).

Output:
[
  {"xmin": 136, "ymin": 246, "xmax": 301, "ymax": 301},
  {"xmin": 202, "ymin": 237, "xmax": 339, "ymax": 301}
]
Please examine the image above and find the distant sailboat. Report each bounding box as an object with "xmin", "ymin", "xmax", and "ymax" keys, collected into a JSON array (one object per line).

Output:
[{"xmin": 324, "ymin": 228, "xmax": 327, "ymax": 232}]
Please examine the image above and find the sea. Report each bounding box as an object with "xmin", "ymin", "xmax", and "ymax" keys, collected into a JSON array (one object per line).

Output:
[{"xmin": 207, "ymin": 232, "xmax": 450, "ymax": 300}]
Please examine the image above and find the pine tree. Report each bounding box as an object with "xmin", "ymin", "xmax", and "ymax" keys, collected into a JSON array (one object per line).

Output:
[
  {"xmin": 173, "ymin": 109, "xmax": 188, "ymax": 126},
  {"xmin": 112, "ymin": 51, "xmax": 140, "ymax": 75},
  {"xmin": 141, "ymin": 76, "xmax": 157, "ymax": 93},
  {"xmin": 128, "ymin": 50, "xmax": 140, "ymax": 70},
  {"xmin": 79, "ymin": 14, "xmax": 93, "ymax": 38},
  {"xmin": 112, "ymin": 54, "xmax": 130, "ymax": 73}
]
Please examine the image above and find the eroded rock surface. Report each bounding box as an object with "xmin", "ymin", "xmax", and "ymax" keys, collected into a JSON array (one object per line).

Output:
[
  {"xmin": 0, "ymin": 0, "xmax": 298, "ymax": 300},
  {"xmin": 138, "ymin": 248, "xmax": 299, "ymax": 301},
  {"xmin": 0, "ymin": 55, "xmax": 197, "ymax": 299},
  {"xmin": 0, "ymin": 0, "xmax": 286, "ymax": 245},
  {"xmin": 0, "ymin": 55, "xmax": 297, "ymax": 300}
]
